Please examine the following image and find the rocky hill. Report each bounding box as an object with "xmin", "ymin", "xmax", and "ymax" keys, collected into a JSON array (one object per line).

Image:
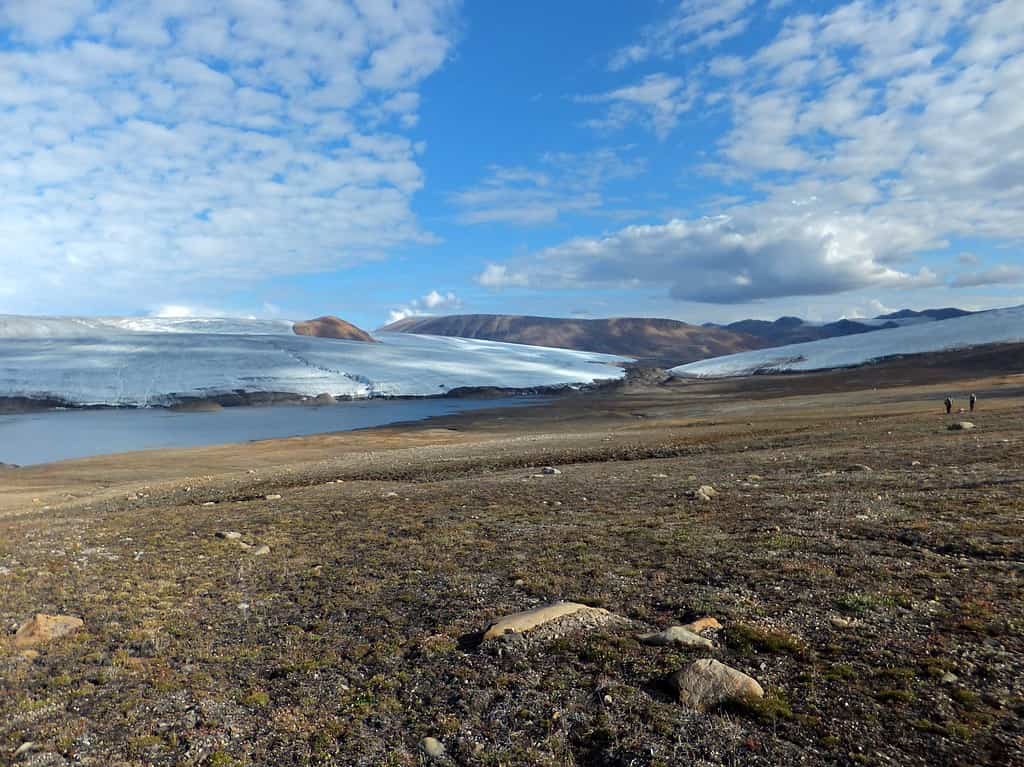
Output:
[
  {"xmin": 380, "ymin": 314, "xmax": 762, "ymax": 368},
  {"xmin": 293, "ymin": 316, "xmax": 376, "ymax": 342}
]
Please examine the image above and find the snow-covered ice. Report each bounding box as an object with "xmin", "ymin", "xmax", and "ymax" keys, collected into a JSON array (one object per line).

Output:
[
  {"xmin": 672, "ymin": 304, "xmax": 1024, "ymax": 378},
  {"xmin": 0, "ymin": 316, "xmax": 628, "ymax": 406}
]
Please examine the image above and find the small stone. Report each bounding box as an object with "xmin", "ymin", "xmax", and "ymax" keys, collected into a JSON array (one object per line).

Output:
[
  {"xmin": 14, "ymin": 742, "xmax": 35, "ymax": 758},
  {"xmin": 638, "ymin": 626, "xmax": 714, "ymax": 649},
  {"xmin": 692, "ymin": 485, "xmax": 718, "ymax": 501},
  {"xmin": 540, "ymin": 466, "xmax": 561, "ymax": 475},
  {"xmin": 845, "ymin": 464, "xmax": 873, "ymax": 472},
  {"xmin": 14, "ymin": 614, "xmax": 84, "ymax": 648},
  {"xmin": 201, "ymin": 501, "xmax": 216, "ymax": 507},
  {"xmin": 941, "ymin": 672, "xmax": 958, "ymax": 685},
  {"xmin": 383, "ymin": 491, "xmax": 399, "ymax": 498},
  {"xmin": 670, "ymin": 658, "xmax": 764, "ymax": 710},
  {"xmin": 264, "ymin": 494, "xmax": 282, "ymax": 500},
  {"xmin": 251, "ymin": 545, "xmax": 271, "ymax": 556},
  {"xmin": 420, "ymin": 737, "xmax": 446, "ymax": 760},
  {"xmin": 947, "ymin": 421, "xmax": 975, "ymax": 431},
  {"xmin": 217, "ymin": 531, "xmax": 243, "ymax": 540},
  {"xmin": 830, "ymin": 615, "xmax": 854, "ymax": 629}
]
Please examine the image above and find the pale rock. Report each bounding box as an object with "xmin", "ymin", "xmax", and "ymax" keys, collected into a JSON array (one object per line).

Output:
[
  {"xmin": 483, "ymin": 601, "xmax": 617, "ymax": 641},
  {"xmin": 638, "ymin": 626, "xmax": 713, "ymax": 649},
  {"xmin": 14, "ymin": 614, "xmax": 84, "ymax": 648},
  {"xmin": 420, "ymin": 737, "xmax": 446, "ymax": 760},
  {"xmin": 670, "ymin": 659, "xmax": 764, "ymax": 710}
]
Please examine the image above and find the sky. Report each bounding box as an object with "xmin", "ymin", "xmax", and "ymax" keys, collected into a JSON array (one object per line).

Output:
[{"xmin": 1, "ymin": 0, "xmax": 1022, "ymax": 329}]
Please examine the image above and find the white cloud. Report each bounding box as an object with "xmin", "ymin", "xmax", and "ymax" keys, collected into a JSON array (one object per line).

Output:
[
  {"xmin": 477, "ymin": 265, "xmax": 529, "ymax": 289},
  {"xmin": 579, "ymin": 73, "xmax": 698, "ymax": 139},
  {"xmin": 609, "ymin": 0, "xmax": 756, "ymax": 70},
  {"xmin": 494, "ymin": 0, "xmax": 1024, "ymax": 306},
  {"xmin": 452, "ymin": 149, "xmax": 646, "ymax": 225},
  {"xmin": 387, "ymin": 289, "xmax": 462, "ymax": 323},
  {"xmin": 952, "ymin": 265, "xmax": 1024, "ymax": 288},
  {"xmin": 477, "ymin": 214, "xmax": 940, "ymax": 303},
  {"xmin": 0, "ymin": 0, "xmax": 457, "ymax": 314}
]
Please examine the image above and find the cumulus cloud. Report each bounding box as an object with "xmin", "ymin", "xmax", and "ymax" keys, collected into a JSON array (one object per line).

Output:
[
  {"xmin": 0, "ymin": 0, "xmax": 457, "ymax": 313},
  {"xmin": 452, "ymin": 149, "xmax": 646, "ymax": 225},
  {"xmin": 952, "ymin": 265, "xmax": 1024, "ymax": 288},
  {"xmin": 477, "ymin": 215, "xmax": 939, "ymax": 303},
  {"xmin": 387, "ymin": 289, "xmax": 461, "ymax": 323},
  {"xmin": 579, "ymin": 74, "xmax": 698, "ymax": 139}
]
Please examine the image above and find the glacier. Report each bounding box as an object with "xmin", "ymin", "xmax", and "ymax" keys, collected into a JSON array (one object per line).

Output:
[
  {"xmin": 672, "ymin": 304, "xmax": 1024, "ymax": 378},
  {"xmin": 0, "ymin": 316, "xmax": 628, "ymax": 407}
]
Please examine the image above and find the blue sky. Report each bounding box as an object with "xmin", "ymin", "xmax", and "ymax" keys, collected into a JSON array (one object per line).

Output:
[{"xmin": 1, "ymin": 0, "xmax": 1022, "ymax": 328}]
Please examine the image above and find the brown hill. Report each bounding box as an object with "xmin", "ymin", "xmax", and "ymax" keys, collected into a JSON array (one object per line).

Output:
[
  {"xmin": 379, "ymin": 314, "xmax": 762, "ymax": 367},
  {"xmin": 293, "ymin": 316, "xmax": 376, "ymax": 342}
]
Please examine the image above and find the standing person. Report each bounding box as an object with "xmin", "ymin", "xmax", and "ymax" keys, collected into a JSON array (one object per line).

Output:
[
  {"xmin": 945, "ymin": 396, "xmax": 953, "ymax": 415},
  {"xmin": 970, "ymin": 393, "xmax": 977, "ymax": 412}
]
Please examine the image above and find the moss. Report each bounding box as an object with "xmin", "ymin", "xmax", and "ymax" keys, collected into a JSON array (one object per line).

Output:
[
  {"xmin": 724, "ymin": 623, "xmax": 804, "ymax": 655},
  {"xmin": 242, "ymin": 690, "xmax": 270, "ymax": 707},
  {"xmin": 728, "ymin": 691, "xmax": 795, "ymax": 723},
  {"xmin": 874, "ymin": 688, "xmax": 915, "ymax": 704}
]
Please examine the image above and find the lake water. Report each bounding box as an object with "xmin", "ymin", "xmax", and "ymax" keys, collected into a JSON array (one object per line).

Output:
[{"xmin": 0, "ymin": 397, "xmax": 544, "ymax": 466}]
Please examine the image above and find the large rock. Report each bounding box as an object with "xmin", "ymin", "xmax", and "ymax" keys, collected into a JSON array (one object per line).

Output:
[
  {"xmin": 670, "ymin": 659, "xmax": 764, "ymax": 710},
  {"xmin": 293, "ymin": 316, "xmax": 376, "ymax": 342},
  {"xmin": 14, "ymin": 614, "xmax": 84, "ymax": 648},
  {"xmin": 482, "ymin": 601, "xmax": 617, "ymax": 641},
  {"xmin": 638, "ymin": 626, "xmax": 713, "ymax": 649}
]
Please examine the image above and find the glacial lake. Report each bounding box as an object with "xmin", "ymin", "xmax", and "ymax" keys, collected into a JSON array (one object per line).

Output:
[{"xmin": 0, "ymin": 397, "xmax": 545, "ymax": 466}]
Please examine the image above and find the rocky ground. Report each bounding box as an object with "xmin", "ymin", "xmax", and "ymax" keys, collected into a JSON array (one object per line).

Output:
[{"xmin": 1, "ymin": 363, "xmax": 1022, "ymax": 766}]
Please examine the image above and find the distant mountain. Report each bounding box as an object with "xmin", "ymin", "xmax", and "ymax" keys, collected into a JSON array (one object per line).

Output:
[
  {"xmin": 875, "ymin": 307, "xmax": 973, "ymax": 321},
  {"xmin": 293, "ymin": 316, "xmax": 376, "ymax": 342},
  {"xmin": 380, "ymin": 314, "xmax": 762, "ymax": 368},
  {"xmin": 709, "ymin": 316, "xmax": 899, "ymax": 346}
]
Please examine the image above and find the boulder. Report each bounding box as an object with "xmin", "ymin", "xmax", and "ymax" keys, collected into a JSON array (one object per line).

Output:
[
  {"xmin": 638, "ymin": 626, "xmax": 713, "ymax": 649},
  {"xmin": 14, "ymin": 614, "xmax": 84, "ymax": 648},
  {"xmin": 670, "ymin": 658, "xmax": 764, "ymax": 710}
]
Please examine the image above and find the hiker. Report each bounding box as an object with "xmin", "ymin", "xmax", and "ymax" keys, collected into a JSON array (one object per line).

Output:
[
  {"xmin": 970, "ymin": 393, "xmax": 977, "ymax": 412},
  {"xmin": 944, "ymin": 396, "xmax": 953, "ymax": 415}
]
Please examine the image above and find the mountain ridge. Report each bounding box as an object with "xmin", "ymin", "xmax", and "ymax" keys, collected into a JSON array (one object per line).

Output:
[{"xmin": 379, "ymin": 309, "xmax": 976, "ymax": 367}]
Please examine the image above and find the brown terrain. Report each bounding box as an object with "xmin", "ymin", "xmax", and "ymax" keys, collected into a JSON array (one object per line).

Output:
[
  {"xmin": 380, "ymin": 314, "xmax": 762, "ymax": 367},
  {"xmin": 292, "ymin": 316, "xmax": 376, "ymax": 342},
  {"xmin": 1, "ymin": 347, "xmax": 1022, "ymax": 766}
]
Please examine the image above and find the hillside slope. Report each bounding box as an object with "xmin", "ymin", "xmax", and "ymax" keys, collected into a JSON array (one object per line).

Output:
[{"xmin": 380, "ymin": 314, "xmax": 761, "ymax": 367}]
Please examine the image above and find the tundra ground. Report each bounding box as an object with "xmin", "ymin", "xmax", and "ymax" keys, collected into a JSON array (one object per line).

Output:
[{"xmin": 1, "ymin": 363, "xmax": 1022, "ymax": 766}]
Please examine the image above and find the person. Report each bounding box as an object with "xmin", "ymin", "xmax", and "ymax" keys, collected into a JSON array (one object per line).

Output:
[
  {"xmin": 945, "ymin": 396, "xmax": 953, "ymax": 414},
  {"xmin": 970, "ymin": 393, "xmax": 977, "ymax": 412}
]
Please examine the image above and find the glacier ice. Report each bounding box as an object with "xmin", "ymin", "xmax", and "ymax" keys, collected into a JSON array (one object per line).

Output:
[
  {"xmin": 0, "ymin": 316, "xmax": 628, "ymax": 406},
  {"xmin": 672, "ymin": 304, "xmax": 1024, "ymax": 378}
]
